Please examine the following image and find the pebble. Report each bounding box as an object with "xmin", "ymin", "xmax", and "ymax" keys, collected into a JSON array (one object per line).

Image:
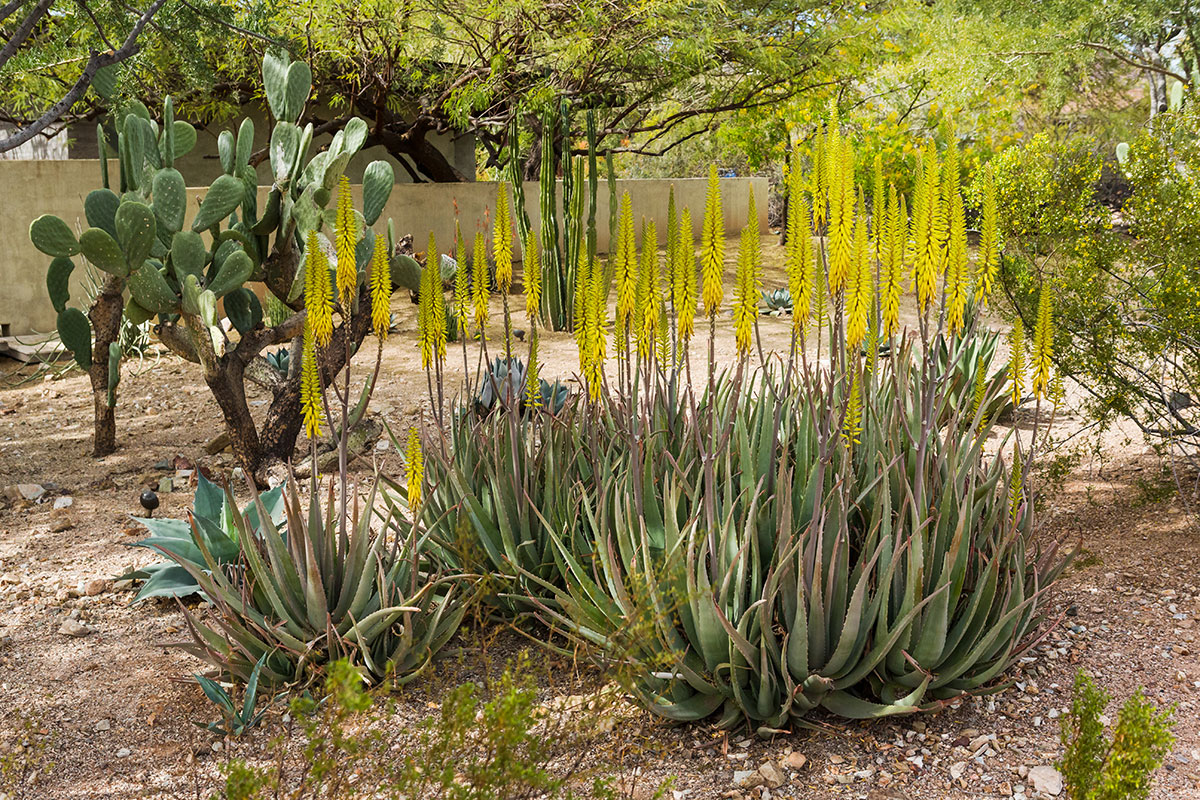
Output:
[
  {"xmin": 94, "ymin": 720, "xmax": 110, "ymax": 732},
  {"xmin": 758, "ymin": 762, "xmax": 786, "ymax": 789},
  {"xmin": 116, "ymin": 748, "xmax": 131, "ymax": 758},
  {"xmin": 52, "ymin": 495, "xmax": 73, "ymax": 509},
  {"xmin": 782, "ymin": 752, "xmax": 807, "ymax": 769},
  {"xmin": 84, "ymin": 578, "xmax": 107, "ymax": 596},
  {"xmin": 58, "ymin": 618, "xmax": 92, "ymax": 637},
  {"xmin": 1028, "ymin": 765, "xmax": 1063, "ymax": 796},
  {"xmin": 732, "ymin": 770, "xmax": 762, "ymax": 789},
  {"xmin": 50, "ymin": 508, "xmax": 74, "ymax": 532},
  {"xmin": 950, "ymin": 761, "xmax": 968, "ymax": 780}
]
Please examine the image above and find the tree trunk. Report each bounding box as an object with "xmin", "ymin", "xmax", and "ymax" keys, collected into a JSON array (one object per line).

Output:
[{"xmin": 86, "ymin": 275, "xmax": 125, "ymax": 457}]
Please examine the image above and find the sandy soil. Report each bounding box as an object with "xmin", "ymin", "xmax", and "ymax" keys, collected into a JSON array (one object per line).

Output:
[{"xmin": 0, "ymin": 235, "xmax": 1197, "ymax": 800}]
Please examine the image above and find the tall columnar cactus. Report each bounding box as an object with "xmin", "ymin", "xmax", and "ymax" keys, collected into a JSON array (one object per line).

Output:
[{"xmin": 29, "ymin": 50, "xmax": 405, "ymax": 474}]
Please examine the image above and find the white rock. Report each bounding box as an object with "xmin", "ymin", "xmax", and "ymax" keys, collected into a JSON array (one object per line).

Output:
[
  {"xmin": 950, "ymin": 761, "xmax": 969, "ymax": 780},
  {"xmin": 1028, "ymin": 765, "xmax": 1063, "ymax": 796},
  {"xmin": 116, "ymin": 748, "xmax": 131, "ymax": 758},
  {"xmin": 733, "ymin": 769, "xmax": 763, "ymax": 788},
  {"xmin": 58, "ymin": 618, "xmax": 92, "ymax": 637},
  {"xmin": 52, "ymin": 495, "xmax": 73, "ymax": 509},
  {"xmin": 758, "ymin": 762, "xmax": 786, "ymax": 789},
  {"xmin": 94, "ymin": 719, "xmax": 110, "ymax": 731}
]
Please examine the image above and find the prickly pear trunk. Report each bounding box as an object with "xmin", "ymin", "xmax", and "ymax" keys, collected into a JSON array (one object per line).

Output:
[{"xmin": 87, "ymin": 276, "xmax": 125, "ymax": 457}]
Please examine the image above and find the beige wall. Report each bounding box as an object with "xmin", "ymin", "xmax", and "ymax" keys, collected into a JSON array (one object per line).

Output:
[{"xmin": 2, "ymin": 166, "xmax": 767, "ymax": 336}]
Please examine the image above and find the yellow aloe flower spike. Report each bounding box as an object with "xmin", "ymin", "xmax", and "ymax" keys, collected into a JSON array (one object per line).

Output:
[
  {"xmin": 453, "ymin": 221, "xmax": 469, "ymax": 337},
  {"xmin": 913, "ymin": 144, "xmax": 942, "ymax": 313},
  {"xmin": 472, "ymin": 230, "xmax": 489, "ymax": 334},
  {"xmin": 881, "ymin": 186, "xmax": 904, "ymax": 337},
  {"xmin": 732, "ymin": 189, "xmax": 760, "ymax": 358},
  {"xmin": 1008, "ymin": 442, "xmax": 1023, "ymax": 525},
  {"xmin": 827, "ymin": 137, "xmax": 855, "ymax": 295},
  {"xmin": 334, "ymin": 175, "xmax": 358, "ymax": 308},
  {"xmin": 842, "ymin": 367, "xmax": 863, "ymax": 447},
  {"xmin": 614, "ymin": 192, "xmax": 638, "ymax": 342},
  {"xmin": 369, "ymin": 232, "xmax": 391, "ymax": 340},
  {"xmin": 1032, "ymin": 283, "xmax": 1054, "ymax": 399},
  {"xmin": 493, "ymin": 183, "xmax": 513, "ymax": 293},
  {"xmin": 845, "ymin": 191, "xmax": 872, "ymax": 351},
  {"xmin": 675, "ymin": 207, "xmax": 697, "ymax": 344},
  {"xmin": 583, "ymin": 251, "xmax": 608, "ymax": 400},
  {"xmin": 637, "ymin": 218, "xmax": 659, "ymax": 360},
  {"xmin": 872, "ymin": 152, "xmax": 885, "ymax": 261},
  {"xmin": 526, "ymin": 327, "xmax": 541, "ymax": 409},
  {"xmin": 700, "ymin": 165, "xmax": 725, "ymax": 317},
  {"xmin": 523, "ymin": 230, "xmax": 541, "ymax": 324},
  {"xmin": 1009, "ymin": 317, "xmax": 1026, "ymax": 409},
  {"xmin": 304, "ymin": 230, "xmax": 333, "ymax": 348},
  {"xmin": 574, "ymin": 242, "xmax": 590, "ymax": 358},
  {"xmin": 945, "ymin": 189, "xmax": 968, "ymax": 335},
  {"xmin": 786, "ymin": 150, "xmax": 814, "ymax": 334},
  {"xmin": 429, "ymin": 232, "xmax": 446, "ymax": 363},
  {"xmin": 405, "ymin": 428, "xmax": 423, "ymax": 508},
  {"xmin": 300, "ymin": 322, "xmax": 324, "ymax": 439},
  {"xmin": 665, "ymin": 186, "xmax": 678, "ymax": 309},
  {"xmin": 976, "ymin": 166, "xmax": 1000, "ymax": 307}
]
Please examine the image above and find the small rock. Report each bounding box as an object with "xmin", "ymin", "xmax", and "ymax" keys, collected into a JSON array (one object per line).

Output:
[
  {"xmin": 969, "ymin": 734, "xmax": 992, "ymax": 752},
  {"xmin": 1028, "ymin": 765, "xmax": 1063, "ymax": 796},
  {"xmin": 758, "ymin": 762, "xmax": 786, "ymax": 789},
  {"xmin": 950, "ymin": 761, "xmax": 969, "ymax": 780},
  {"xmin": 50, "ymin": 508, "xmax": 74, "ymax": 532},
  {"xmin": 732, "ymin": 770, "xmax": 763, "ymax": 789},
  {"xmin": 16, "ymin": 483, "xmax": 46, "ymax": 502},
  {"xmin": 157, "ymin": 477, "xmax": 173, "ymax": 494},
  {"xmin": 53, "ymin": 495, "xmax": 73, "ymax": 509},
  {"xmin": 58, "ymin": 618, "xmax": 92, "ymax": 637},
  {"xmin": 94, "ymin": 720, "xmax": 110, "ymax": 732},
  {"xmin": 116, "ymin": 748, "xmax": 131, "ymax": 758},
  {"xmin": 782, "ymin": 752, "xmax": 807, "ymax": 770},
  {"xmin": 84, "ymin": 579, "xmax": 107, "ymax": 597}
]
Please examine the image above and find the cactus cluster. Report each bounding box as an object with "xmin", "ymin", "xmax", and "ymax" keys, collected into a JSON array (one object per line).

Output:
[{"xmin": 30, "ymin": 50, "xmax": 406, "ymax": 467}]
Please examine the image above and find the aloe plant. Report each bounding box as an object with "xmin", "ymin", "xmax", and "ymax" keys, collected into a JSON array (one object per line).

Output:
[{"xmin": 156, "ymin": 474, "xmax": 469, "ymax": 686}]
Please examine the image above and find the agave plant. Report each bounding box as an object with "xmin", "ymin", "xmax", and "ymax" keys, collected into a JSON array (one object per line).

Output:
[
  {"xmin": 156, "ymin": 474, "xmax": 469, "ymax": 686},
  {"xmin": 761, "ymin": 287, "xmax": 794, "ymax": 315},
  {"xmin": 120, "ymin": 472, "xmax": 285, "ymax": 602},
  {"xmin": 474, "ymin": 357, "xmax": 569, "ymax": 416}
]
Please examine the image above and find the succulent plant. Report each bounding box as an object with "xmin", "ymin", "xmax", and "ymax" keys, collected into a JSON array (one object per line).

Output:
[
  {"xmin": 474, "ymin": 357, "xmax": 569, "ymax": 416},
  {"xmin": 761, "ymin": 287, "xmax": 794, "ymax": 314},
  {"xmin": 120, "ymin": 472, "xmax": 285, "ymax": 603},
  {"xmin": 157, "ymin": 473, "xmax": 469, "ymax": 686}
]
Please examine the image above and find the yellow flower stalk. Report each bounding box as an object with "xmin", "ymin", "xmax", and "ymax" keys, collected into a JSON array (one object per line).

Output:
[
  {"xmin": 526, "ymin": 327, "xmax": 541, "ymax": 409},
  {"xmin": 493, "ymin": 183, "xmax": 513, "ymax": 293},
  {"xmin": 1008, "ymin": 442, "xmax": 1023, "ymax": 524},
  {"xmin": 1032, "ymin": 283, "xmax": 1054, "ymax": 399},
  {"xmin": 614, "ymin": 192, "xmax": 638, "ymax": 340},
  {"xmin": 472, "ymin": 230, "xmax": 489, "ymax": 334},
  {"xmin": 637, "ymin": 218, "xmax": 659, "ymax": 360},
  {"xmin": 1009, "ymin": 317, "xmax": 1026, "ymax": 409},
  {"xmin": 523, "ymin": 230, "xmax": 541, "ymax": 324},
  {"xmin": 656, "ymin": 304, "xmax": 670, "ymax": 363},
  {"xmin": 405, "ymin": 428, "xmax": 423, "ymax": 507},
  {"xmin": 913, "ymin": 144, "xmax": 943, "ymax": 313},
  {"xmin": 842, "ymin": 368, "xmax": 862, "ymax": 447},
  {"xmin": 945, "ymin": 190, "xmax": 968, "ymax": 335},
  {"xmin": 828, "ymin": 138, "xmax": 855, "ymax": 295},
  {"xmin": 844, "ymin": 192, "xmax": 873, "ymax": 351},
  {"xmin": 872, "ymin": 152, "xmax": 885, "ymax": 261},
  {"xmin": 334, "ymin": 175, "xmax": 358, "ymax": 308},
  {"xmin": 454, "ymin": 221, "xmax": 469, "ymax": 337},
  {"xmin": 732, "ymin": 193, "xmax": 761, "ymax": 358},
  {"xmin": 976, "ymin": 166, "xmax": 1000, "ymax": 306},
  {"xmin": 300, "ymin": 322, "xmax": 323, "ymax": 439},
  {"xmin": 880, "ymin": 185, "xmax": 904, "ymax": 337},
  {"xmin": 675, "ymin": 206, "xmax": 697, "ymax": 343},
  {"xmin": 786, "ymin": 151, "xmax": 815, "ymax": 334},
  {"xmin": 574, "ymin": 242, "xmax": 590, "ymax": 356},
  {"xmin": 700, "ymin": 165, "xmax": 725, "ymax": 317},
  {"xmin": 369, "ymin": 232, "xmax": 391, "ymax": 340},
  {"xmin": 582, "ymin": 251, "xmax": 608, "ymax": 400},
  {"xmin": 665, "ymin": 186, "xmax": 678, "ymax": 308},
  {"xmin": 429, "ymin": 233, "xmax": 446, "ymax": 363},
  {"xmin": 304, "ymin": 230, "xmax": 333, "ymax": 347}
]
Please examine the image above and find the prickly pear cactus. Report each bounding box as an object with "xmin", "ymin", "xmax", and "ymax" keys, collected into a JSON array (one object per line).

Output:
[{"xmin": 29, "ymin": 50, "xmax": 400, "ymax": 463}]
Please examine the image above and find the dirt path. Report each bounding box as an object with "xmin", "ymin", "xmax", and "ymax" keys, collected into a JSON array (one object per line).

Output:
[{"xmin": 0, "ymin": 236, "xmax": 1197, "ymax": 799}]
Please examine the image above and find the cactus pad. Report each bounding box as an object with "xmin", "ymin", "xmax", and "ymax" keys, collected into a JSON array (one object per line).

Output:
[
  {"xmin": 30, "ymin": 215, "xmax": 80, "ymax": 257},
  {"xmin": 152, "ymin": 169, "xmax": 187, "ymax": 233},
  {"xmin": 46, "ymin": 257, "xmax": 74, "ymax": 313},
  {"xmin": 79, "ymin": 228, "xmax": 129, "ymax": 276},
  {"xmin": 224, "ymin": 287, "xmax": 262, "ymax": 335},
  {"xmin": 207, "ymin": 250, "xmax": 253, "ymax": 297},
  {"xmin": 84, "ymin": 189, "xmax": 120, "ymax": 238},
  {"xmin": 57, "ymin": 308, "xmax": 92, "ymax": 369},
  {"xmin": 115, "ymin": 202, "xmax": 157, "ymax": 270},
  {"xmin": 362, "ymin": 160, "xmax": 394, "ymax": 225},
  {"xmin": 128, "ymin": 263, "xmax": 180, "ymax": 314},
  {"xmin": 170, "ymin": 231, "xmax": 206, "ymax": 282},
  {"xmin": 191, "ymin": 174, "xmax": 245, "ymax": 232}
]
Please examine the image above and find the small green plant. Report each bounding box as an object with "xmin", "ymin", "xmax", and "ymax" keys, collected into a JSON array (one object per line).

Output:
[
  {"xmin": 1059, "ymin": 671, "xmax": 1175, "ymax": 800},
  {"xmin": 760, "ymin": 287, "xmax": 793, "ymax": 314},
  {"xmin": 211, "ymin": 657, "xmax": 629, "ymax": 800},
  {"xmin": 0, "ymin": 715, "xmax": 51, "ymax": 800},
  {"xmin": 196, "ymin": 654, "xmax": 270, "ymax": 737}
]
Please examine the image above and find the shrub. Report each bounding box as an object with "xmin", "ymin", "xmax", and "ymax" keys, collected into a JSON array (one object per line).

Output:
[{"xmin": 1059, "ymin": 671, "xmax": 1175, "ymax": 800}]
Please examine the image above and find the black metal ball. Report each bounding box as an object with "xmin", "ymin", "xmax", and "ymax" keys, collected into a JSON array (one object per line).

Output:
[{"xmin": 139, "ymin": 489, "xmax": 160, "ymax": 514}]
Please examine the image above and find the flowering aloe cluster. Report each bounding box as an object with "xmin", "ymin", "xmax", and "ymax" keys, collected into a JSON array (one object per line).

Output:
[{"xmin": 404, "ymin": 117, "xmax": 1067, "ymax": 732}]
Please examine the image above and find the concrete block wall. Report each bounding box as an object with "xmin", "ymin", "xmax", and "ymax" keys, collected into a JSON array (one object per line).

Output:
[{"xmin": 1, "ymin": 165, "xmax": 767, "ymax": 336}]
